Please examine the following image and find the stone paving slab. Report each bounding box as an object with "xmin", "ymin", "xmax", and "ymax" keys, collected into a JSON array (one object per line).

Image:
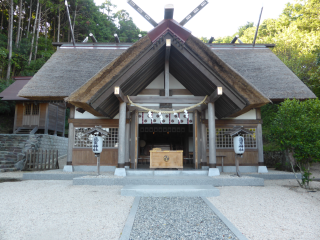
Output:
[
  {"xmin": 72, "ymin": 175, "xmax": 264, "ymax": 186},
  {"xmin": 121, "ymin": 197, "xmax": 248, "ymax": 240},
  {"xmin": 121, "ymin": 185, "xmax": 220, "ymax": 197}
]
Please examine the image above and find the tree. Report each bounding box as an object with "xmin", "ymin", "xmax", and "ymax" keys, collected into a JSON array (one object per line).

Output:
[{"xmin": 269, "ymin": 99, "xmax": 320, "ymax": 188}]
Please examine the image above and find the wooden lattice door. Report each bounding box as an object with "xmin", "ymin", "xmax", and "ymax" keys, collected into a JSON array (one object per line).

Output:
[{"xmin": 23, "ymin": 103, "xmax": 40, "ymax": 127}]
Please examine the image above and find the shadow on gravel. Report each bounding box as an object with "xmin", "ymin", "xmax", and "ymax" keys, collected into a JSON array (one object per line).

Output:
[{"xmin": 0, "ymin": 178, "xmax": 22, "ymax": 183}]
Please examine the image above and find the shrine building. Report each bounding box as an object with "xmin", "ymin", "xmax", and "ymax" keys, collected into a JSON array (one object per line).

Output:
[{"xmin": 17, "ymin": 1, "xmax": 316, "ymax": 173}]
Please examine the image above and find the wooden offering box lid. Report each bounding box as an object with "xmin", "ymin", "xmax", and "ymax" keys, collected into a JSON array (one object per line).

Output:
[{"xmin": 150, "ymin": 150, "xmax": 183, "ymax": 153}]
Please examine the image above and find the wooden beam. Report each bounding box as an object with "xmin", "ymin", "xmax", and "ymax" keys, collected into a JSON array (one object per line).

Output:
[
  {"xmin": 128, "ymin": 96, "xmax": 206, "ymax": 104},
  {"xmin": 164, "ymin": 4, "xmax": 174, "ymax": 19},
  {"xmin": 127, "ymin": 0, "xmax": 158, "ymax": 27},
  {"xmin": 165, "ymin": 39, "xmax": 171, "ymax": 60},
  {"xmin": 206, "ymin": 87, "xmax": 223, "ymax": 103},
  {"xmin": 180, "ymin": 0, "xmax": 209, "ymax": 26},
  {"xmin": 114, "ymin": 87, "xmax": 128, "ymax": 103},
  {"xmin": 165, "ymin": 39, "xmax": 171, "ymax": 97},
  {"xmin": 138, "ymin": 89, "xmax": 192, "ymax": 95},
  {"xmin": 114, "ymin": 34, "xmax": 120, "ymax": 43}
]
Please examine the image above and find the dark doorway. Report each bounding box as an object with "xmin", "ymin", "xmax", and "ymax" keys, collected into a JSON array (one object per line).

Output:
[{"xmin": 138, "ymin": 124, "xmax": 194, "ymax": 169}]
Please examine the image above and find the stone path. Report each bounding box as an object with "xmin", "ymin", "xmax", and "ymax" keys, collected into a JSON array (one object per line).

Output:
[{"xmin": 121, "ymin": 197, "xmax": 247, "ymax": 240}]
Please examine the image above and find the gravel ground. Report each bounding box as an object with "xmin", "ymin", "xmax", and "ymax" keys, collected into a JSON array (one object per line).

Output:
[
  {"xmin": 208, "ymin": 179, "xmax": 320, "ymax": 240},
  {"xmin": 1, "ymin": 164, "xmax": 320, "ymax": 240},
  {"xmin": 129, "ymin": 197, "xmax": 238, "ymax": 240},
  {"xmin": 0, "ymin": 180, "xmax": 134, "ymax": 240}
]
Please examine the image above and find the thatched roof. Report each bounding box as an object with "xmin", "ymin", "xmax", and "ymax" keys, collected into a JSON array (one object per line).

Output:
[
  {"xmin": 211, "ymin": 48, "xmax": 316, "ymax": 100},
  {"xmin": 18, "ymin": 19, "xmax": 316, "ymax": 118},
  {"xmin": 18, "ymin": 47, "xmax": 126, "ymax": 100}
]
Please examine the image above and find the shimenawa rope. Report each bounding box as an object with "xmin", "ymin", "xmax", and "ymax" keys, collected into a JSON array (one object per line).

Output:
[{"xmin": 127, "ymin": 95, "xmax": 208, "ymax": 114}]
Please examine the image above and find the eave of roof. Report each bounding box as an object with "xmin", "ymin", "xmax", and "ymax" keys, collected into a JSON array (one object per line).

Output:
[{"xmin": 0, "ymin": 79, "xmax": 31, "ymax": 101}]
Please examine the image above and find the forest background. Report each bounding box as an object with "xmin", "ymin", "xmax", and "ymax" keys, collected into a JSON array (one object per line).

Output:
[{"xmin": 0, "ymin": 0, "xmax": 319, "ymax": 163}]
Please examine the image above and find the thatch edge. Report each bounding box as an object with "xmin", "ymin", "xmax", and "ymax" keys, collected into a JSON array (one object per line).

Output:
[
  {"xmin": 185, "ymin": 35, "xmax": 270, "ymax": 106},
  {"xmin": 66, "ymin": 36, "xmax": 152, "ymax": 106}
]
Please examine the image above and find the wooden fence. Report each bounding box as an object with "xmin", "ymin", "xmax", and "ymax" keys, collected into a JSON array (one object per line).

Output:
[{"xmin": 23, "ymin": 149, "xmax": 59, "ymax": 171}]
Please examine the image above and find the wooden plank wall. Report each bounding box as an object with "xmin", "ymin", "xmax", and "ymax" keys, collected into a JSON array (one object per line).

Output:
[
  {"xmin": 48, "ymin": 104, "xmax": 57, "ymax": 130},
  {"xmin": 205, "ymin": 149, "xmax": 258, "ymax": 166},
  {"xmin": 204, "ymin": 119, "xmax": 260, "ymax": 166},
  {"xmin": 15, "ymin": 103, "xmax": 24, "ymax": 127},
  {"xmin": 72, "ymin": 148, "xmax": 118, "ymax": 166},
  {"xmin": 57, "ymin": 107, "xmax": 65, "ymax": 132},
  {"xmin": 39, "ymin": 103, "xmax": 48, "ymax": 128},
  {"xmin": 71, "ymin": 119, "xmax": 120, "ymax": 166}
]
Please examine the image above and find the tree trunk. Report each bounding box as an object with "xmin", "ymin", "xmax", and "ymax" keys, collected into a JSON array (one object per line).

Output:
[
  {"xmin": 6, "ymin": 0, "xmax": 13, "ymax": 83},
  {"xmin": 19, "ymin": 3, "xmax": 25, "ymax": 42},
  {"xmin": 28, "ymin": 0, "xmax": 39, "ymax": 65},
  {"xmin": 57, "ymin": 3, "xmax": 60, "ymax": 42},
  {"xmin": 15, "ymin": 0, "xmax": 23, "ymax": 48},
  {"xmin": 45, "ymin": 10, "xmax": 47, "ymax": 51},
  {"xmin": 53, "ymin": 14, "xmax": 55, "ymax": 42},
  {"xmin": 34, "ymin": 4, "xmax": 41, "ymax": 61},
  {"xmin": 0, "ymin": 6, "xmax": 3, "ymax": 33},
  {"xmin": 27, "ymin": 0, "xmax": 33, "ymax": 39}
]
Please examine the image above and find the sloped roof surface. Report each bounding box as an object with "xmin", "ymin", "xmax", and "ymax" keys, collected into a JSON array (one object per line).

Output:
[
  {"xmin": 18, "ymin": 48, "xmax": 126, "ymax": 99},
  {"xmin": 0, "ymin": 79, "xmax": 30, "ymax": 100},
  {"xmin": 212, "ymin": 48, "xmax": 316, "ymax": 100}
]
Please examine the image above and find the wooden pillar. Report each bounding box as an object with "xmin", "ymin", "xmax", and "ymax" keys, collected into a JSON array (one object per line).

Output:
[
  {"xmin": 117, "ymin": 102, "xmax": 126, "ymax": 168},
  {"xmin": 54, "ymin": 105, "xmax": 58, "ymax": 136},
  {"xmin": 130, "ymin": 110, "xmax": 138, "ymax": 169},
  {"xmin": 13, "ymin": 104, "xmax": 18, "ymax": 133},
  {"xmin": 62, "ymin": 105, "xmax": 66, "ymax": 137},
  {"xmin": 256, "ymin": 108, "xmax": 264, "ymax": 165},
  {"xmin": 201, "ymin": 110, "xmax": 207, "ymax": 167},
  {"xmin": 44, "ymin": 103, "xmax": 49, "ymax": 134},
  {"xmin": 125, "ymin": 112, "xmax": 131, "ymax": 167},
  {"xmin": 193, "ymin": 110, "xmax": 201, "ymax": 169},
  {"xmin": 66, "ymin": 105, "xmax": 75, "ymax": 165},
  {"xmin": 208, "ymin": 102, "xmax": 216, "ymax": 168}
]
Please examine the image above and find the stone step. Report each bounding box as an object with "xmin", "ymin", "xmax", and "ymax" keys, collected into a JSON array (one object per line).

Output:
[
  {"xmin": 0, "ymin": 160, "xmax": 16, "ymax": 164},
  {"xmin": 0, "ymin": 164, "xmax": 15, "ymax": 169},
  {"xmin": 0, "ymin": 157, "xmax": 17, "ymax": 161},
  {"xmin": 126, "ymin": 170, "xmax": 209, "ymax": 176},
  {"xmin": 121, "ymin": 185, "xmax": 220, "ymax": 197},
  {"xmin": 0, "ymin": 167, "xmax": 19, "ymax": 172}
]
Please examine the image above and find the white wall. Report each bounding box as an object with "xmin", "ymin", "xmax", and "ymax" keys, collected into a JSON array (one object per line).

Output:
[
  {"xmin": 145, "ymin": 72, "xmax": 185, "ymax": 89},
  {"xmin": 75, "ymin": 111, "xmax": 119, "ymax": 119}
]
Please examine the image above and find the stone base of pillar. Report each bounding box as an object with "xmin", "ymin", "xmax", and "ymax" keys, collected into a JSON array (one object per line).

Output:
[
  {"xmin": 118, "ymin": 163, "xmax": 125, "ymax": 168},
  {"xmin": 114, "ymin": 168, "xmax": 126, "ymax": 176},
  {"xmin": 125, "ymin": 162, "xmax": 130, "ymax": 167},
  {"xmin": 258, "ymin": 166, "xmax": 268, "ymax": 173},
  {"xmin": 208, "ymin": 168, "xmax": 220, "ymax": 176},
  {"xmin": 63, "ymin": 165, "xmax": 73, "ymax": 172},
  {"xmin": 208, "ymin": 163, "xmax": 216, "ymax": 168}
]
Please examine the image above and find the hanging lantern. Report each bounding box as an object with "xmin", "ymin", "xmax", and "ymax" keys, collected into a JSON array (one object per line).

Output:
[
  {"xmin": 233, "ymin": 136, "xmax": 245, "ymax": 155},
  {"xmin": 92, "ymin": 136, "xmax": 103, "ymax": 154}
]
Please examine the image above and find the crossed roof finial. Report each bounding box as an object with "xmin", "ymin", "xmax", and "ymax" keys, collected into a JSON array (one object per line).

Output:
[{"xmin": 127, "ymin": 0, "xmax": 209, "ymax": 27}]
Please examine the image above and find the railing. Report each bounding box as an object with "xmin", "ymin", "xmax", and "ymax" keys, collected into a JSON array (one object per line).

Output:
[{"xmin": 23, "ymin": 149, "xmax": 59, "ymax": 171}]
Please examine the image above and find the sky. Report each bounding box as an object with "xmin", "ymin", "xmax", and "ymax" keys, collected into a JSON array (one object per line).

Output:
[{"xmin": 94, "ymin": 0, "xmax": 295, "ymax": 39}]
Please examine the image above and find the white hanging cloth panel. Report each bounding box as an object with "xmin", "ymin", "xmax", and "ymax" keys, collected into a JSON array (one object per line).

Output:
[{"xmin": 138, "ymin": 112, "xmax": 193, "ymax": 124}]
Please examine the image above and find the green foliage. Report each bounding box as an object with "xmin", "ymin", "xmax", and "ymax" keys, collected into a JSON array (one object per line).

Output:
[
  {"xmin": 269, "ymin": 99, "xmax": 320, "ymax": 188},
  {"xmin": 0, "ymin": 79, "xmax": 15, "ymax": 115},
  {"xmin": 238, "ymin": 0, "xmax": 320, "ymax": 98}
]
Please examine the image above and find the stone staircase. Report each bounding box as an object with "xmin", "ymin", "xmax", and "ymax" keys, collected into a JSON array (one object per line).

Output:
[{"xmin": 0, "ymin": 135, "xmax": 30, "ymax": 172}]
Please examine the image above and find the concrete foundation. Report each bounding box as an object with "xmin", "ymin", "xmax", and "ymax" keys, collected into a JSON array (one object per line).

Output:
[
  {"xmin": 114, "ymin": 168, "xmax": 126, "ymax": 176},
  {"xmin": 208, "ymin": 168, "xmax": 220, "ymax": 176},
  {"xmin": 258, "ymin": 166, "xmax": 268, "ymax": 173},
  {"xmin": 63, "ymin": 165, "xmax": 73, "ymax": 172}
]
